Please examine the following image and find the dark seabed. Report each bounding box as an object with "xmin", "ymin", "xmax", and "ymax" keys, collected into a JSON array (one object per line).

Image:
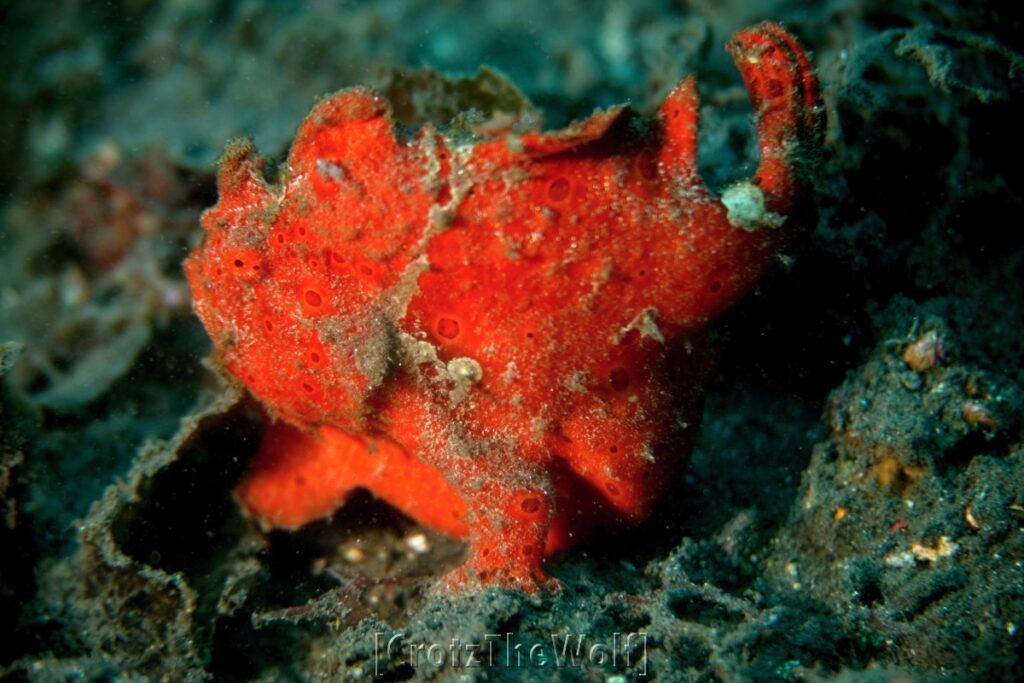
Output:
[{"xmin": 1, "ymin": 1, "xmax": 1022, "ymax": 681}]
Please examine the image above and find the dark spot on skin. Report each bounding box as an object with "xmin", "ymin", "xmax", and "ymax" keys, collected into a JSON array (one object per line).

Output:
[
  {"xmin": 547, "ymin": 177, "xmax": 571, "ymax": 202},
  {"xmin": 609, "ymin": 367, "xmax": 630, "ymax": 391},
  {"xmin": 437, "ymin": 317, "xmax": 460, "ymax": 340},
  {"xmin": 636, "ymin": 154, "xmax": 659, "ymax": 180},
  {"xmin": 520, "ymin": 497, "xmax": 541, "ymax": 514}
]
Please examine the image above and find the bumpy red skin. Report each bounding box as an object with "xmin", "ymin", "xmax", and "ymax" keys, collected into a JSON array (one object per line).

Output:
[{"xmin": 185, "ymin": 23, "xmax": 820, "ymax": 591}]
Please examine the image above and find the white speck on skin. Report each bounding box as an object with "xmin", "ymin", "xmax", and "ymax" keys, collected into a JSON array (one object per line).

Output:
[
  {"xmin": 502, "ymin": 361, "xmax": 520, "ymax": 384},
  {"xmin": 316, "ymin": 158, "xmax": 347, "ymax": 184},
  {"xmin": 613, "ymin": 307, "xmax": 665, "ymax": 344},
  {"xmin": 564, "ymin": 370, "xmax": 587, "ymax": 392},
  {"xmin": 721, "ymin": 180, "xmax": 785, "ymax": 231},
  {"xmin": 447, "ymin": 357, "xmax": 483, "ymax": 385}
]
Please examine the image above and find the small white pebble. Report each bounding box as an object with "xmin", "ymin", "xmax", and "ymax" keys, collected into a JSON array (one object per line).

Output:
[
  {"xmin": 342, "ymin": 546, "xmax": 365, "ymax": 563},
  {"xmin": 405, "ymin": 532, "xmax": 430, "ymax": 554},
  {"xmin": 884, "ymin": 551, "xmax": 916, "ymax": 568}
]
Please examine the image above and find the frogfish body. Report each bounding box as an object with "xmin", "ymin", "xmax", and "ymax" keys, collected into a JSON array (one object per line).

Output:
[{"xmin": 185, "ymin": 22, "xmax": 821, "ymax": 590}]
